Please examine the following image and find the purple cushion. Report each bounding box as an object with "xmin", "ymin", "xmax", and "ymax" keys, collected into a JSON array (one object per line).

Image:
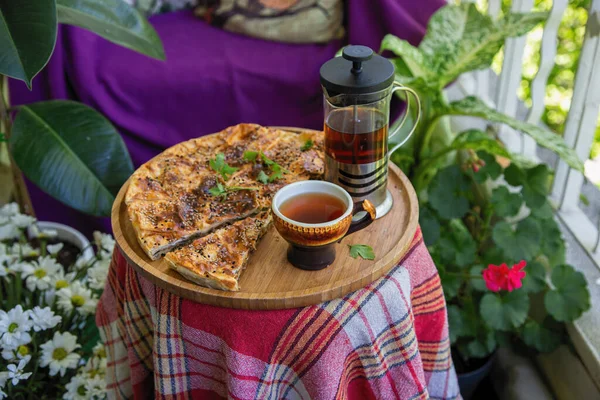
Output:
[{"xmin": 10, "ymin": 3, "xmax": 444, "ymax": 236}]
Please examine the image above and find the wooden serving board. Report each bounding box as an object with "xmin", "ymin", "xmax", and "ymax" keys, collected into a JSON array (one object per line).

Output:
[{"xmin": 112, "ymin": 129, "xmax": 419, "ymax": 310}]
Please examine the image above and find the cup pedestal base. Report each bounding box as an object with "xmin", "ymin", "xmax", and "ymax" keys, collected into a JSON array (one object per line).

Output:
[{"xmin": 287, "ymin": 244, "xmax": 336, "ymax": 271}]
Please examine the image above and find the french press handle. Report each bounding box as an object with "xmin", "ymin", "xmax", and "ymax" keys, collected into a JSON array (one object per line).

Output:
[{"xmin": 388, "ymin": 82, "xmax": 422, "ymax": 155}]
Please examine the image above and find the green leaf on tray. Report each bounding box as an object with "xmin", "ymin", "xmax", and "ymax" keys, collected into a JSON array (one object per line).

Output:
[
  {"xmin": 490, "ymin": 186, "xmax": 523, "ymax": 217},
  {"xmin": 445, "ymin": 97, "xmax": 584, "ymax": 172},
  {"xmin": 243, "ymin": 151, "xmax": 258, "ymax": 162},
  {"xmin": 492, "ymin": 218, "xmax": 541, "ymax": 261},
  {"xmin": 301, "ymin": 139, "xmax": 314, "ymax": 151},
  {"xmin": 428, "ymin": 165, "xmax": 471, "ymax": 220},
  {"xmin": 520, "ymin": 260, "xmax": 547, "ymax": 294},
  {"xmin": 210, "ymin": 153, "xmax": 238, "ymax": 181},
  {"xmin": 209, "ymin": 183, "xmax": 226, "ymax": 197},
  {"xmin": 522, "ymin": 319, "xmax": 562, "ymax": 353},
  {"xmin": 257, "ymin": 170, "xmax": 269, "ymax": 184},
  {"xmin": 480, "ymin": 291, "xmax": 529, "ymax": 331},
  {"xmin": 544, "ymin": 264, "xmax": 590, "ymax": 322},
  {"xmin": 348, "ymin": 244, "xmax": 375, "ymax": 260},
  {"xmin": 9, "ymin": 100, "xmax": 134, "ymax": 216},
  {"xmin": 56, "ymin": 0, "xmax": 165, "ymax": 60},
  {"xmin": 0, "ymin": 0, "xmax": 57, "ymax": 87}
]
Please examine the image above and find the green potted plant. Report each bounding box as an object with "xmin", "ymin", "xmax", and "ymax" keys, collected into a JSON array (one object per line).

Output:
[
  {"xmin": 380, "ymin": 3, "xmax": 591, "ymax": 397},
  {"xmin": 0, "ymin": 0, "xmax": 165, "ymax": 217}
]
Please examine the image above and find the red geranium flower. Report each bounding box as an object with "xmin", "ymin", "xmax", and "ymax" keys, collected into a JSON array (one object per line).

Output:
[{"xmin": 482, "ymin": 260, "xmax": 527, "ymax": 292}]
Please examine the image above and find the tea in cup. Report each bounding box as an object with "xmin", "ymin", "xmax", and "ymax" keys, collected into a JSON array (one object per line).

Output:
[{"xmin": 272, "ymin": 181, "xmax": 375, "ymax": 270}]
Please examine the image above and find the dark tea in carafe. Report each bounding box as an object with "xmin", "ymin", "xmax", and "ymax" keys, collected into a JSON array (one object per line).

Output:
[
  {"xmin": 280, "ymin": 192, "xmax": 346, "ymax": 224},
  {"xmin": 324, "ymin": 108, "xmax": 388, "ymax": 165}
]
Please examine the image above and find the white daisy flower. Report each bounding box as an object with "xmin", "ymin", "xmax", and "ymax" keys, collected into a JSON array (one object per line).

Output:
[
  {"xmin": 11, "ymin": 243, "xmax": 39, "ymax": 259},
  {"xmin": 56, "ymin": 282, "xmax": 98, "ymax": 316},
  {"xmin": 92, "ymin": 342, "xmax": 106, "ymax": 359},
  {"xmin": 10, "ymin": 214, "xmax": 36, "ymax": 229},
  {"xmin": 28, "ymin": 225, "xmax": 59, "ymax": 240},
  {"xmin": 50, "ymin": 269, "xmax": 76, "ymax": 291},
  {"xmin": 74, "ymin": 253, "xmax": 94, "ymax": 270},
  {"xmin": 0, "ymin": 306, "xmax": 32, "ymax": 348},
  {"xmin": 64, "ymin": 373, "xmax": 89, "ymax": 400},
  {"xmin": 0, "ymin": 224, "xmax": 19, "ymax": 241},
  {"xmin": 29, "ymin": 307, "xmax": 61, "ymax": 332},
  {"xmin": 20, "ymin": 256, "xmax": 61, "ymax": 292},
  {"xmin": 85, "ymin": 373, "xmax": 107, "ymax": 397},
  {"xmin": 93, "ymin": 231, "xmax": 115, "ymax": 258},
  {"xmin": 86, "ymin": 257, "xmax": 110, "ymax": 290},
  {"xmin": 6, "ymin": 356, "xmax": 32, "ymax": 385},
  {"xmin": 46, "ymin": 243, "xmax": 64, "ymax": 255},
  {"xmin": 0, "ymin": 203, "xmax": 19, "ymax": 217},
  {"xmin": 1, "ymin": 344, "xmax": 30, "ymax": 361},
  {"xmin": 39, "ymin": 332, "xmax": 81, "ymax": 377}
]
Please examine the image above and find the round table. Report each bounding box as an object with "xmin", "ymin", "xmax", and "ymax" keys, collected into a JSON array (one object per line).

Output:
[{"xmin": 96, "ymin": 228, "xmax": 460, "ymax": 399}]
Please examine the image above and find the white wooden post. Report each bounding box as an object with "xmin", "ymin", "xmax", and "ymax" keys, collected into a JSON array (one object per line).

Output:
[
  {"xmin": 496, "ymin": 0, "xmax": 534, "ymax": 154},
  {"xmin": 525, "ymin": 0, "xmax": 569, "ymax": 157},
  {"xmin": 552, "ymin": 2, "xmax": 600, "ymax": 213}
]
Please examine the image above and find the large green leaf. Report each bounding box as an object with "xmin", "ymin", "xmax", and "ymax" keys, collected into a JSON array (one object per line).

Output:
[
  {"xmin": 450, "ymin": 130, "xmax": 511, "ymax": 158},
  {"xmin": 381, "ymin": 35, "xmax": 434, "ymax": 80},
  {"xmin": 446, "ymin": 97, "xmax": 584, "ymax": 172},
  {"xmin": 490, "ymin": 186, "xmax": 523, "ymax": 217},
  {"xmin": 492, "ymin": 218, "xmax": 542, "ymax": 261},
  {"xmin": 504, "ymin": 164, "xmax": 550, "ymax": 208},
  {"xmin": 0, "ymin": 0, "xmax": 57, "ymax": 87},
  {"xmin": 448, "ymin": 305, "xmax": 476, "ymax": 344},
  {"xmin": 437, "ymin": 219, "xmax": 477, "ymax": 268},
  {"xmin": 9, "ymin": 101, "xmax": 134, "ymax": 216},
  {"xmin": 419, "ymin": 4, "xmax": 547, "ymax": 87},
  {"xmin": 522, "ymin": 319, "xmax": 562, "ymax": 353},
  {"xmin": 57, "ymin": 0, "xmax": 165, "ymax": 60},
  {"xmin": 480, "ymin": 291, "xmax": 529, "ymax": 331},
  {"xmin": 544, "ymin": 264, "xmax": 590, "ymax": 322},
  {"xmin": 520, "ymin": 260, "xmax": 547, "ymax": 294},
  {"xmin": 428, "ymin": 165, "xmax": 471, "ymax": 220}
]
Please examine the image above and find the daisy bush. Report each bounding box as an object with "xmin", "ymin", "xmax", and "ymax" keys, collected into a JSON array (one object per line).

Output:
[{"xmin": 0, "ymin": 203, "xmax": 113, "ymax": 399}]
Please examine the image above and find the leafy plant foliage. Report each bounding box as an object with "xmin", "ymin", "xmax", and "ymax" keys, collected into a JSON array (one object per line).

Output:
[
  {"xmin": 381, "ymin": 3, "xmax": 591, "ymax": 364},
  {"xmin": 0, "ymin": 0, "xmax": 165, "ymax": 216}
]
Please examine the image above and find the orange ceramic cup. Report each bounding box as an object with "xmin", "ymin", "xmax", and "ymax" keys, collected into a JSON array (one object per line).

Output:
[{"xmin": 272, "ymin": 181, "xmax": 376, "ymax": 270}]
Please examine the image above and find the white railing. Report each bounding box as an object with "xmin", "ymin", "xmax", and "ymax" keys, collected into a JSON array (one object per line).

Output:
[{"xmin": 460, "ymin": 0, "xmax": 600, "ymax": 267}]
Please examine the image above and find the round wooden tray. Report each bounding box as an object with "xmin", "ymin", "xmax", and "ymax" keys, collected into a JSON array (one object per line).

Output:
[{"xmin": 112, "ymin": 130, "xmax": 419, "ymax": 310}]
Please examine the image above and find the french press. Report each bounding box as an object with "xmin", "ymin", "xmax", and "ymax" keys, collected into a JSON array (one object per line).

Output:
[{"xmin": 319, "ymin": 45, "xmax": 421, "ymax": 218}]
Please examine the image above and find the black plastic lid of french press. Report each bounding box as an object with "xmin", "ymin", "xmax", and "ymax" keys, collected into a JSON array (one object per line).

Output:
[{"xmin": 320, "ymin": 45, "xmax": 395, "ymax": 96}]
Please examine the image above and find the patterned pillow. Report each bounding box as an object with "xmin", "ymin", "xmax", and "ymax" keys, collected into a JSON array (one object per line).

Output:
[
  {"xmin": 194, "ymin": 0, "xmax": 345, "ymax": 44},
  {"xmin": 124, "ymin": 0, "xmax": 200, "ymax": 16}
]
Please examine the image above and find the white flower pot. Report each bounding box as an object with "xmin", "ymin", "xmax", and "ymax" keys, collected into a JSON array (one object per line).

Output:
[{"xmin": 34, "ymin": 221, "xmax": 95, "ymax": 261}]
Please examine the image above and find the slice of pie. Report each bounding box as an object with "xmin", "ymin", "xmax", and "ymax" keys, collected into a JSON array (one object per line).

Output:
[
  {"xmin": 164, "ymin": 212, "xmax": 272, "ymax": 291},
  {"xmin": 125, "ymin": 124, "xmax": 324, "ymax": 290}
]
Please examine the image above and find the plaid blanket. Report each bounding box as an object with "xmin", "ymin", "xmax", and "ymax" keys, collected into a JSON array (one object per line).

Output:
[{"xmin": 96, "ymin": 229, "xmax": 461, "ymax": 399}]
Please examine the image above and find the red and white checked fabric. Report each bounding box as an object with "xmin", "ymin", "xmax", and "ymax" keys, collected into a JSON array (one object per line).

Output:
[{"xmin": 96, "ymin": 229, "xmax": 461, "ymax": 399}]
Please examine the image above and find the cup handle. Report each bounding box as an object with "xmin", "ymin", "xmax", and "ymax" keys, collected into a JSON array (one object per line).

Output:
[
  {"xmin": 387, "ymin": 82, "xmax": 422, "ymax": 156},
  {"xmin": 343, "ymin": 199, "xmax": 377, "ymax": 238}
]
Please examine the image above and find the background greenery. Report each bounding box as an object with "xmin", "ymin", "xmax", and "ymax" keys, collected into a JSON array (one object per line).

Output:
[{"xmin": 477, "ymin": 0, "xmax": 598, "ymax": 159}]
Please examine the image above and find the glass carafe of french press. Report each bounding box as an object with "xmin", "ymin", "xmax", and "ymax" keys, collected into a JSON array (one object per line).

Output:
[{"xmin": 320, "ymin": 45, "xmax": 421, "ymax": 218}]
